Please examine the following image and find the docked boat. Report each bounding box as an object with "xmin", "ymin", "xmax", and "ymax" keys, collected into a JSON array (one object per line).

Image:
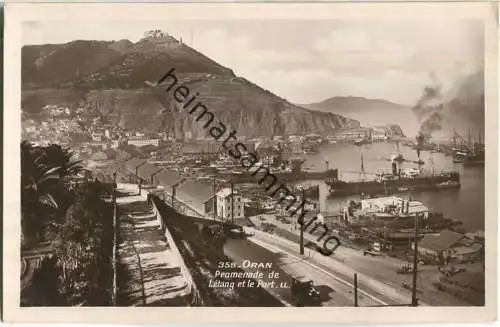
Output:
[
  {"xmin": 452, "ymin": 148, "xmax": 485, "ymax": 165},
  {"xmin": 463, "ymin": 148, "xmax": 485, "ymax": 166},
  {"xmin": 452, "ymin": 149, "xmax": 468, "ymax": 163},
  {"xmin": 451, "ymin": 128, "xmax": 485, "ymax": 165},
  {"xmin": 325, "ymin": 163, "xmax": 460, "ymax": 197}
]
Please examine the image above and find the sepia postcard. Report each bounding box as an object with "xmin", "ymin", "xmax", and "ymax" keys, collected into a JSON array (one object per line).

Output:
[{"xmin": 2, "ymin": 1, "xmax": 499, "ymax": 324}]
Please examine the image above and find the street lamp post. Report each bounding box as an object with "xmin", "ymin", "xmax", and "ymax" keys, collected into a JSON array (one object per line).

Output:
[
  {"xmin": 354, "ymin": 273, "xmax": 358, "ymax": 307},
  {"xmin": 212, "ymin": 175, "xmax": 216, "ymax": 222},
  {"xmin": 411, "ymin": 212, "xmax": 420, "ymax": 307},
  {"xmin": 231, "ymin": 182, "xmax": 234, "ymax": 225},
  {"xmin": 299, "ymin": 188, "xmax": 305, "ymax": 255},
  {"xmin": 112, "ymin": 171, "xmax": 117, "ymax": 306}
]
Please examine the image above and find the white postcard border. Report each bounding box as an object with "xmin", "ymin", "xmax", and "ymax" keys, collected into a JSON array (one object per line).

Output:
[{"xmin": 3, "ymin": 2, "xmax": 498, "ymax": 323}]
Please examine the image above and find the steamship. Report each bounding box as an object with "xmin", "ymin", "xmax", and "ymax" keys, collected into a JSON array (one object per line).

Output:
[{"xmin": 325, "ymin": 162, "xmax": 460, "ymax": 197}]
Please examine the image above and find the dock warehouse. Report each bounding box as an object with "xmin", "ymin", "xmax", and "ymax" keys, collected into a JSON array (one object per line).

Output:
[{"xmin": 414, "ymin": 229, "xmax": 482, "ymax": 263}]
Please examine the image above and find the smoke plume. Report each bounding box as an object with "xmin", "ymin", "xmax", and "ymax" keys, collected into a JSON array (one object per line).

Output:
[
  {"xmin": 412, "ymin": 71, "xmax": 484, "ymax": 155},
  {"xmin": 412, "ymin": 74, "xmax": 446, "ymax": 157},
  {"xmin": 413, "ymin": 75, "xmax": 445, "ymax": 134}
]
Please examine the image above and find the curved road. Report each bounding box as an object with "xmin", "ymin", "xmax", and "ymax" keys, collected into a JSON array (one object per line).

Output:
[{"xmin": 224, "ymin": 237, "xmax": 382, "ymax": 306}]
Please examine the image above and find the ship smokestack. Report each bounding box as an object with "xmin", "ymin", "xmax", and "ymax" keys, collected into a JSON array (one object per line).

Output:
[
  {"xmin": 416, "ymin": 132, "xmax": 425, "ymax": 159},
  {"xmin": 332, "ymin": 168, "xmax": 339, "ymax": 181},
  {"xmin": 392, "ymin": 162, "xmax": 398, "ymax": 175}
]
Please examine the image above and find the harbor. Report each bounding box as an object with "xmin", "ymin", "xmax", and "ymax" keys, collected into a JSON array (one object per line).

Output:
[{"xmin": 293, "ymin": 141, "xmax": 484, "ymax": 233}]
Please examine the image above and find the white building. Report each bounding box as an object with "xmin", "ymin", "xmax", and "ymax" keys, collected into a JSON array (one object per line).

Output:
[
  {"xmin": 127, "ymin": 136, "xmax": 160, "ymax": 147},
  {"xmin": 91, "ymin": 133, "xmax": 104, "ymax": 142},
  {"xmin": 361, "ymin": 196, "xmax": 430, "ymax": 218},
  {"xmin": 216, "ymin": 188, "xmax": 245, "ymax": 220},
  {"xmin": 361, "ymin": 196, "xmax": 400, "ymax": 213},
  {"xmin": 370, "ymin": 127, "xmax": 388, "ymax": 142}
]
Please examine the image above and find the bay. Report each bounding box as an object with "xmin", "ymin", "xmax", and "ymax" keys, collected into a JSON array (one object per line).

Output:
[{"xmin": 296, "ymin": 142, "xmax": 485, "ymax": 232}]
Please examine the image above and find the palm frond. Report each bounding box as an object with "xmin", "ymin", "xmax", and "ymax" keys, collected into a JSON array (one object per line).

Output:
[{"xmin": 39, "ymin": 193, "xmax": 59, "ymax": 209}]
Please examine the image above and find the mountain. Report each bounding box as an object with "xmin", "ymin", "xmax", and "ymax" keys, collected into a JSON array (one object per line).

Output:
[
  {"xmin": 302, "ymin": 96, "xmax": 418, "ymax": 137},
  {"xmin": 22, "ymin": 40, "xmax": 133, "ymax": 89},
  {"xmin": 304, "ymin": 96, "xmax": 408, "ymax": 113},
  {"xmin": 22, "ymin": 32, "xmax": 359, "ymax": 138}
]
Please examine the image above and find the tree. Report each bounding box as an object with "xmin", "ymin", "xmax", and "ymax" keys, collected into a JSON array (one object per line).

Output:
[
  {"xmin": 21, "ymin": 141, "xmax": 86, "ymax": 243},
  {"xmin": 21, "ymin": 141, "xmax": 61, "ymax": 243},
  {"xmin": 51, "ymin": 182, "xmax": 112, "ymax": 305},
  {"xmin": 21, "ymin": 256, "xmax": 65, "ymax": 306},
  {"xmin": 21, "ymin": 141, "xmax": 114, "ymax": 305},
  {"xmin": 41, "ymin": 143, "xmax": 83, "ymax": 190}
]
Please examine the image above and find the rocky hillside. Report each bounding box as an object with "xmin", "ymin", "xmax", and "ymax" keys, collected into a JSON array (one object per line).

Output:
[{"xmin": 22, "ymin": 33, "xmax": 359, "ymax": 138}]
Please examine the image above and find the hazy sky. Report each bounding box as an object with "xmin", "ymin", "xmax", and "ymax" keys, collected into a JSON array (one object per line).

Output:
[{"xmin": 23, "ymin": 19, "xmax": 484, "ymax": 105}]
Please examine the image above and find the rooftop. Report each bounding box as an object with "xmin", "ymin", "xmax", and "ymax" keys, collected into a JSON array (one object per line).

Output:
[
  {"xmin": 362, "ymin": 196, "xmax": 430, "ymax": 214},
  {"xmin": 90, "ymin": 151, "xmax": 108, "ymax": 161},
  {"xmin": 137, "ymin": 162, "xmax": 162, "ymax": 181},
  {"xmin": 128, "ymin": 136, "xmax": 158, "ymax": 141},
  {"xmin": 362, "ymin": 196, "xmax": 400, "ymax": 207},
  {"xmin": 176, "ymin": 180, "xmax": 214, "ymax": 204},
  {"xmin": 407, "ymin": 201, "xmax": 430, "ymax": 214},
  {"xmin": 216, "ymin": 187, "xmax": 239, "ymax": 198},
  {"xmin": 124, "ymin": 158, "xmax": 147, "ymax": 174},
  {"xmin": 154, "ymin": 169, "xmax": 184, "ymax": 187},
  {"xmin": 419, "ymin": 229, "xmax": 465, "ymax": 251}
]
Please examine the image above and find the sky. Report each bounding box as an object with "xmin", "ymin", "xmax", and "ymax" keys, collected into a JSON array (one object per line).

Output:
[{"xmin": 23, "ymin": 19, "xmax": 484, "ymax": 105}]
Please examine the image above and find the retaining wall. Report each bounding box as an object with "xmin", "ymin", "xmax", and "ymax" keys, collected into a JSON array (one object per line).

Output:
[{"xmin": 148, "ymin": 192, "xmax": 203, "ymax": 305}]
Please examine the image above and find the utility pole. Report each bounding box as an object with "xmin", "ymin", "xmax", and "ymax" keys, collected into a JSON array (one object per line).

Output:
[
  {"xmin": 411, "ymin": 213, "xmax": 420, "ymax": 307},
  {"xmin": 230, "ymin": 182, "xmax": 234, "ymax": 225},
  {"xmin": 299, "ymin": 188, "xmax": 305, "ymax": 255},
  {"xmin": 213, "ymin": 176, "xmax": 216, "ymax": 222},
  {"xmin": 481, "ymin": 243, "xmax": 485, "ymax": 270},
  {"xmin": 171, "ymin": 185, "xmax": 175, "ymax": 207},
  {"xmin": 112, "ymin": 171, "xmax": 118, "ymax": 306},
  {"xmin": 136, "ymin": 161, "xmax": 146, "ymax": 196},
  {"xmin": 354, "ymin": 273, "xmax": 358, "ymax": 307}
]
